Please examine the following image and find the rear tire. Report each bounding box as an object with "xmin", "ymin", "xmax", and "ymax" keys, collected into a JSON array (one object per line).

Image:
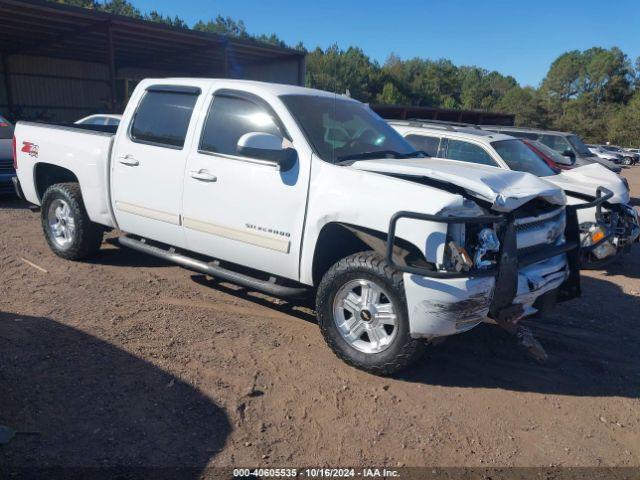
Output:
[
  {"xmin": 41, "ymin": 182, "xmax": 104, "ymax": 260},
  {"xmin": 316, "ymin": 251, "xmax": 426, "ymax": 376}
]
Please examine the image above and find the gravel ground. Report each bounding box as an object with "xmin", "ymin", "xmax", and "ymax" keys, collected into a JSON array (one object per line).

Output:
[{"xmin": 1, "ymin": 167, "xmax": 639, "ymax": 471}]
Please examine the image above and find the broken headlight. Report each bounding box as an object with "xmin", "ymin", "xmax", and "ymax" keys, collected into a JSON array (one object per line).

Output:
[
  {"xmin": 440, "ymin": 200, "xmax": 501, "ymax": 273},
  {"xmin": 580, "ymin": 222, "xmax": 616, "ymax": 260}
]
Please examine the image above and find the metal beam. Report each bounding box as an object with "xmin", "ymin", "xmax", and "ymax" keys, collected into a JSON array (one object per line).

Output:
[
  {"xmin": 1, "ymin": 54, "xmax": 13, "ymax": 117},
  {"xmin": 298, "ymin": 55, "xmax": 306, "ymax": 86},
  {"xmin": 4, "ymin": 20, "xmax": 109, "ymax": 56},
  {"xmin": 106, "ymin": 21, "xmax": 117, "ymax": 113},
  {"xmin": 223, "ymin": 42, "xmax": 229, "ymax": 77},
  {"xmin": 118, "ymin": 41, "xmax": 220, "ymax": 71}
]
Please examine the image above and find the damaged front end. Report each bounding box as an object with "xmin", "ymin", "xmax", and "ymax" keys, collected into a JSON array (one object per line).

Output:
[
  {"xmin": 387, "ymin": 193, "xmax": 610, "ymax": 343},
  {"xmin": 577, "ymin": 188, "xmax": 639, "ymax": 267}
]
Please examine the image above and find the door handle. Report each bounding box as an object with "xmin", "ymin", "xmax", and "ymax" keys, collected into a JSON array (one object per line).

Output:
[
  {"xmin": 189, "ymin": 169, "xmax": 217, "ymax": 182},
  {"xmin": 119, "ymin": 155, "xmax": 139, "ymax": 166}
]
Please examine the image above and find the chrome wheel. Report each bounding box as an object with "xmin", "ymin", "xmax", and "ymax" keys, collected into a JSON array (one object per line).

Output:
[
  {"xmin": 332, "ymin": 279, "xmax": 398, "ymax": 354},
  {"xmin": 47, "ymin": 199, "xmax": 76, "ymax": 248}
]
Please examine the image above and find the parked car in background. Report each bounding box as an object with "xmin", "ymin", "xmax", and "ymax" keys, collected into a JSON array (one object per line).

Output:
[
  {"xmin": 481, "ymin": 126, "xmax": 621, "ymax": 173},
  {"xmin": 75, "ymin": 114, "xmax": 122, "ymax": 126},
  {"xmin": 0, "ymin": 115, "xmax": 15, "ymax": 195},
  {"xmin": 391, "ymin": 120, "xmax": 639, "ymax": 268},
  {"xmin": 600, "ymin": 145, "xmax": 638, "ymax": 166},
  {"xmin": 522, "ymin": 139, "xmax": 575, "ymax": 170},
  {"xmin": 13, "ymin": 78, "xmax": 584, "ymax": 374},
  {"xmin": 587, "ymin": 144, "xmax": 623, "ymax": 164}
]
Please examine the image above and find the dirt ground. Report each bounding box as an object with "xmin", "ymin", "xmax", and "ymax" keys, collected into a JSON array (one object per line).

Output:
[{"xmin": 1, "ymin": 167, "xmax": 639, "ymax": 472}]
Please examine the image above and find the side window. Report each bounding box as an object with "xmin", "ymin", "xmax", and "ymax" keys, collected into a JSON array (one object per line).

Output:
[
  {"xmin": 445, "ymin": 140, "xmax": 498, "ymax": 166},
  {"xmin": 200, "ymin": 95, "xmax": 283, "ymax": 157},
  {"xmin": 130, "ymin": 90, "xmax": 198, "ymax": 148},
  {"xmin": 106, "ymin": 117, "xmax": 120, "ymax": 126},
  {"xmin": 405, "ymin": 134, "xmax": 441, "ymax": 157},
  {"xmin": 540, "ymin": 134, "xmax": 571, "ymax": 154}
]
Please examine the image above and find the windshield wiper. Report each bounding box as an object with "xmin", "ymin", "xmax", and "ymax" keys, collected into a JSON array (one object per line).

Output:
[{"xmin": 336, "ymin": 150, "xmax": 427, "ymax": 164}]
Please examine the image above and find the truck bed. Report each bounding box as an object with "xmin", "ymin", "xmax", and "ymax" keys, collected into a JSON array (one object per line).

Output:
[{"xmin": 14, "ymin": 121, "xmax": 117, "ymax": 228}]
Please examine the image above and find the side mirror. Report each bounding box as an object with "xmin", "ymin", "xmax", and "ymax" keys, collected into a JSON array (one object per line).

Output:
[
  {"xmin": 561, "ymin": 148, "xmax": 576, "ymax": 159},
  {"xmin": 237, "ymin": 132, "xmax": 296, "ymax": 171}
]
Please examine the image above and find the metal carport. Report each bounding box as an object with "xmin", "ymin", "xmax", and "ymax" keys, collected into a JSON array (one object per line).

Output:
[{"xmin": 0, "ymin": 0, "xmax": 306, "ymax": 121}]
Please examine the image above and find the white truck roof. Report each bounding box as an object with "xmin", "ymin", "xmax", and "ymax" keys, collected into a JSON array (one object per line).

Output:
[
  {"xmin": 390, "ymin": 120, "xmax": 516, "ymax": 144},
  {"xmin": 140, "ymin": 78, "xmax": 351, "ymax": 100}
]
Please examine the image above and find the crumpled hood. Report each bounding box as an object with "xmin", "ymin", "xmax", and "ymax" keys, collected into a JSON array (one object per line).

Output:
[
  {"xmin": 350, "ymin": 158, "xmax": 566, "ymax": 212},
  {"xmin": 545, "ymin": 163, "xmax": 630, "ymax": 204}
]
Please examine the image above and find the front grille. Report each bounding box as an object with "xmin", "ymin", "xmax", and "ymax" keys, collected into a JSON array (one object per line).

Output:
[
  {"xmin": 514, "ymin": 207, "xmax": 566, "ymax": 253},
  {"xmin": 515, "ymin": 210, "xmax": 564, "ymax": 233}
]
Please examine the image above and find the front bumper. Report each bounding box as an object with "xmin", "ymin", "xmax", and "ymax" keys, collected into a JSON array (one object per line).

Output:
[{"xmin": 404, "ymin": 252, "xmax": 569, "ymax": 338}]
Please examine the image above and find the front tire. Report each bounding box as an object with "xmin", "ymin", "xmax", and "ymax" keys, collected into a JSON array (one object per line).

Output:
[
  {"xmin": 316, "ymin": 251, "xmax": 426, "ymax": 376},
  {"xmin": 622, "ymin": 156, "xmax": 633, "ymax": 166},
  {"xmin": 41, "ymin": 182, "xmax": 104, "ymax": 260}
]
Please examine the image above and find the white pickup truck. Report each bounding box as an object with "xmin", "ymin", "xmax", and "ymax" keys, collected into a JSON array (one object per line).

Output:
[{"xmin": 13, "ymin": 79, "xmax": 591, "ymax": 374}]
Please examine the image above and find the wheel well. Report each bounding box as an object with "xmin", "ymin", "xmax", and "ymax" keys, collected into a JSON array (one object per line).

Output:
[
  {"xmin": 312, "ymin": 223, "xmax": 370, "ymax": 286},
  {"xmin": 311, "ymin": 222, "xmax": 426, "ymax": 286},
  {"xmin": 34, "ymin": 163, "xmax": 79, "ymax": 200}
]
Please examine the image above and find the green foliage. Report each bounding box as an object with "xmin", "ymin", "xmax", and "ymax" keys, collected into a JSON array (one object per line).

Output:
[
  {"xmin": 193, "ymin": 16, "xmax": 249, "ymax": 38},
  {"xmin": 376, "ymin": 82, "xmax": 409, "ymax": 104},
  {"xmin": 608, "ymin": 92, "xmax": 640, "ymax": 146},
  {"xmin": 496, "ymin": 86, "xmax": 549, "ymax": 128},
  {"xmin": 305, "ymin": 45, "xmax": 382, "ymax": 103}
]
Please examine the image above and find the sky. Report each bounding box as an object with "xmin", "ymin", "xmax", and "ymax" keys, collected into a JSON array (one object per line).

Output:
[{"xmin": 133, "ymin": 0, "xmax": 640, "ymax": 87}]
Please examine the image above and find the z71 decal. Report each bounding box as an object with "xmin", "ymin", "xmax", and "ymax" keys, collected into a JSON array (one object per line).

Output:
[{"xmin": 21, "ymin": 142, "xmax": 39, "ymax": 158}]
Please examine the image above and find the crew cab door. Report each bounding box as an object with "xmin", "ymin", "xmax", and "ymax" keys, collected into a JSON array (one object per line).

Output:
[
  {"xmin": 181, "ymin": 90, "xmax": 310, "ymax": 280},
  {"xmin": 111, "ymin": 85, "xmax": 202, "ymax": 247}
]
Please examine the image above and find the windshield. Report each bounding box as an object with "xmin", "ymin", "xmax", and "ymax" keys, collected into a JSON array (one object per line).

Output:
[
  {"xmin": 529, "ymin": 140, "xmax": 571, "ymax": 166},
  {"xmin": 280, "ymin": 95, "xmax": 418, "ymax": 163},
  {"xmin": 0, "ymin": 115, "xmax": 13, "ymax": 140},
  {"xmin": 603, "ymin": 145, "xmax": 621, "ymax": 152},
  {"xmin": 492, "ymin": 139, "xmax": 557, "ymax": 177},
  {"xmin": 567, "ymin": 134, "xmax": 593, "ymax": 156}
]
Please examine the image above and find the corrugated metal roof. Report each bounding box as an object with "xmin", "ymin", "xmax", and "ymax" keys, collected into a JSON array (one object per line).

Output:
[{"xmin": 0, "ymin": 0, "xmax": 305, "ymax": 76}]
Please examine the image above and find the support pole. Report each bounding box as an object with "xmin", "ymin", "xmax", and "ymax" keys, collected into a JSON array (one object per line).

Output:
[
  {"xmin": 297, "ymin": 55, "xmax": 306, "ymax": 87},
  {"xmin": 222, "ymin": 41, "xmax": 229, "ymax": 77},
  {"xmin": 2, "ymin": 54, "xmax": 14, "ymax": 118},
  {"xmin": 106, "ymin": 21, "xmax": 117, "ymax": 113}
]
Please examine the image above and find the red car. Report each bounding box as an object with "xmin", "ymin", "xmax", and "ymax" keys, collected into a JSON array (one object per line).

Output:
[{"xmin": 522, "ymin": 138, "xmax": 575, "ymax": 171}]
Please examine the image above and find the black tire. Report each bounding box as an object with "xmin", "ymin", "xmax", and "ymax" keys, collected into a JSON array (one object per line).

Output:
[
  {"xmin": 316, "ymin": 251, "xmax": 426, "ymax": 376},
  {"xmin": 41, "ymin": 182, "xmax": 104, "ymax": 260},
  {"xmin": 622, "ymin": 156, "xmax": 633, "ymax": 166}
]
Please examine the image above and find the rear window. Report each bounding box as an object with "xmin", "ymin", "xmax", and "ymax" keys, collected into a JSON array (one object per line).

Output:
[
  {"xmin": 492, "ymin": 139, "xmax": 556, "ymax": 177},
  {"xmin": 405, "ymin": 134, "xmax": 440, "ymax": 157},
  {"xmin": 0, "ymin": 115, "xmax": 13, "ymax": 140},
  {"xmin": 131, "ymin": 90, "xmax": 198, "ymax": 148},
  {"xmin": 540, "ymin": 134, "xmax": 572, "ymax": 154}
]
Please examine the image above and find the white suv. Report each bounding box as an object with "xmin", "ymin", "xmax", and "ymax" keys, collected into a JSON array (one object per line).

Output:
[{"xmin": 390, "ymin": 120, "xmax": 639, "ymax": 267}]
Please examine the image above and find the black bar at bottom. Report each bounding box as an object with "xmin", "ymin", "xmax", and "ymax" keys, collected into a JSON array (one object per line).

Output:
[{"xmin": 517, "ymin": 240, "xmax": 579, "ymax": 268}]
